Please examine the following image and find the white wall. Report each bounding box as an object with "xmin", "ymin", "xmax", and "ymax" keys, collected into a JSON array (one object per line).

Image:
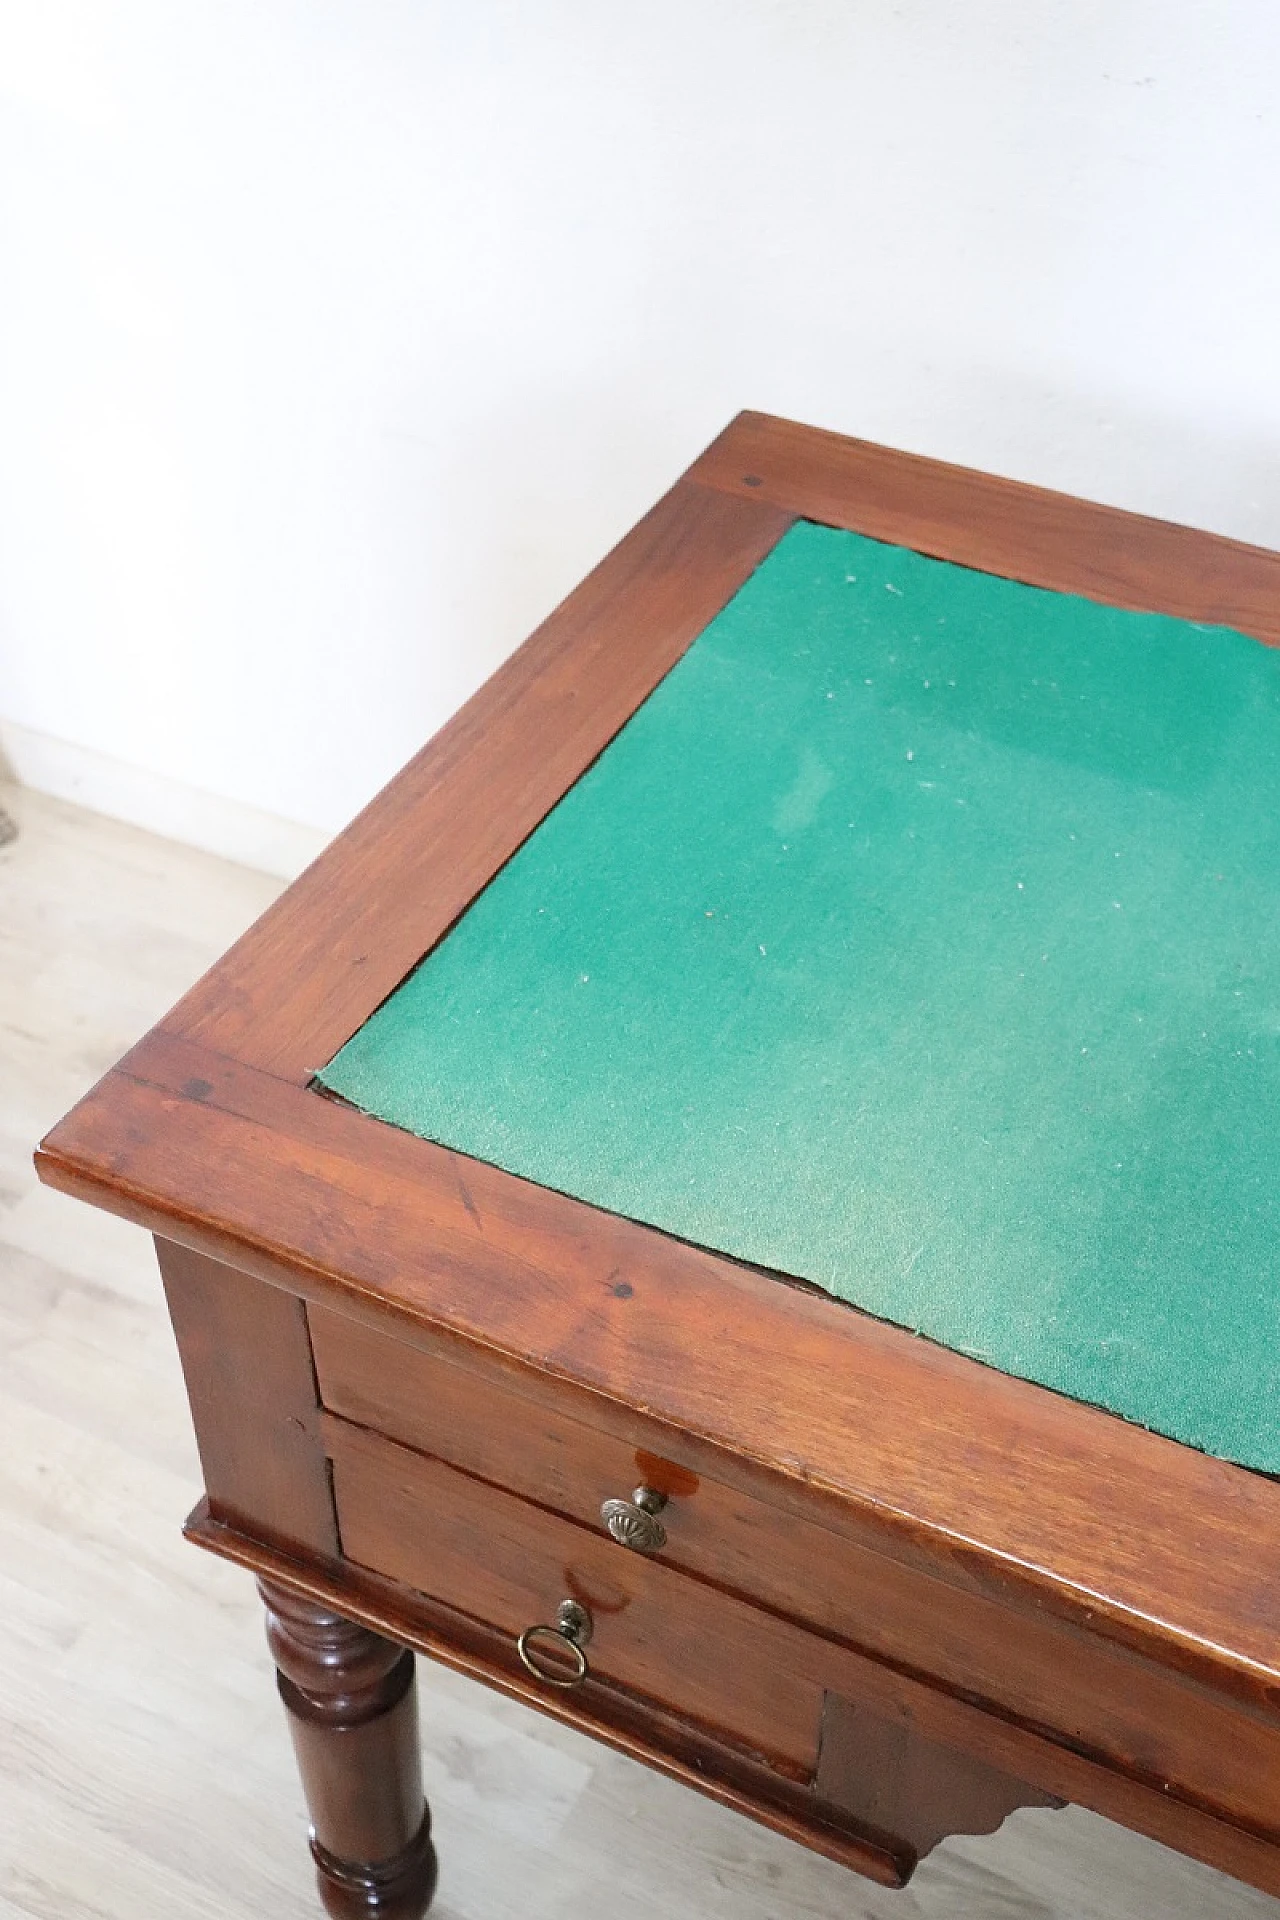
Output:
[{"xmin": 2, "ymin": 2, "xmax": 1279, "ymax": 870}]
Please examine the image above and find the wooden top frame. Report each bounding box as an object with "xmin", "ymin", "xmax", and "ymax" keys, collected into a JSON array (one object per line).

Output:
[{"xmin": 37, "ymin": 411, "xmax": 1280, "ymax": 1717}]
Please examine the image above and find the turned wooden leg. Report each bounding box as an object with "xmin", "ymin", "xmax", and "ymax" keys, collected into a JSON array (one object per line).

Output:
[{"xmin": 260, "ymin": 1578, "xmax": 437, "ymax": 1919}]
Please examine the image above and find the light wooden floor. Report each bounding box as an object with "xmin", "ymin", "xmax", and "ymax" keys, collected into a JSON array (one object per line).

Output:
[{"xmin": 1, "ymin": 780, "xmax": 1274, "ymax": 1920}]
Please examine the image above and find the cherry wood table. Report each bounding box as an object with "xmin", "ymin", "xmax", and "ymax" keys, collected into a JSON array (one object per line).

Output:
[{"xmin": 37, "ymin": 413, "xmax": 1280, "ymax": 1916}]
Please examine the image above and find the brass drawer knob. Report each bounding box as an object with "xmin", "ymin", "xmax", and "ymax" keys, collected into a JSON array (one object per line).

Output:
[
  {"xmin": 517, "ymin": 1599, "xmax": 593, "ymax": 1689},
  {"xmin": 600, "ymin": 1485, "xmax": 668, "ymax": 1554}
]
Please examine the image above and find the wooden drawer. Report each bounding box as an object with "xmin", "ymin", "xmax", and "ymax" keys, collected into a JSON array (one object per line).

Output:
[
  {"xmin": 326, "ymin": 1415, "xmax": 824, "ymax": 1775},
  {"xmin": 311, "ymin": 1303, "xmax": 1280, "ymax": 1840}
]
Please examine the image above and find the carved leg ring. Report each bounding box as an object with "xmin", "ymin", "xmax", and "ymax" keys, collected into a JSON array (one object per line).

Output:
[{"xmin": 259, "ymin": 1578, "xmax": 438, "ymax": 1918}]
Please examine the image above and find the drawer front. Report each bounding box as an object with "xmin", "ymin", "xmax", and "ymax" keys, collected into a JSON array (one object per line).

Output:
[
  {"xmin": 327, "ymin": 1415, "xmax": 824, "ymax": 1775},
  {"xmin": 311, "ymin": 1304, "xmax": 1280, "ymax": 1836}
]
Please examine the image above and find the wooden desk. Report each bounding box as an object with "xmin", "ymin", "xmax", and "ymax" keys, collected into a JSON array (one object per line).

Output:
[{"xmin": 37, "ymin": 413, "xmax": 1280, "ymax": 1916}]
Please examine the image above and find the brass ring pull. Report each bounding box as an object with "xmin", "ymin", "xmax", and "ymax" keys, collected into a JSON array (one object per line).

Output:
[{"xmin": 516, "ymin": 1599, "xmax": 593, "ymax": 1689}]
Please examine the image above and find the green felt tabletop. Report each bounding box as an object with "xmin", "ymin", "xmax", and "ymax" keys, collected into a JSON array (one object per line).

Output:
[{"xmin": 321, "ymin": 520, "xmax": 1280, "ymax": 1473}]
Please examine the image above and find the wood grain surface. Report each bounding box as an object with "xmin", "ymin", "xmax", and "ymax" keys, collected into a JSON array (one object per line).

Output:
[
  {"xmin": 326, "ymin": 1416, "xmax": 826, "ymax": 1779},
  {"xmin": 157, "ymin": 1239, "xmax": 337, "ymax": 1557},
  {"xmin": 814, "ymin": 1694, "xmax": 1060, "ymax": 1861},
  {"xmin": 690, "ymin": 412, "xmax": 1280, "ymax": 641}
]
